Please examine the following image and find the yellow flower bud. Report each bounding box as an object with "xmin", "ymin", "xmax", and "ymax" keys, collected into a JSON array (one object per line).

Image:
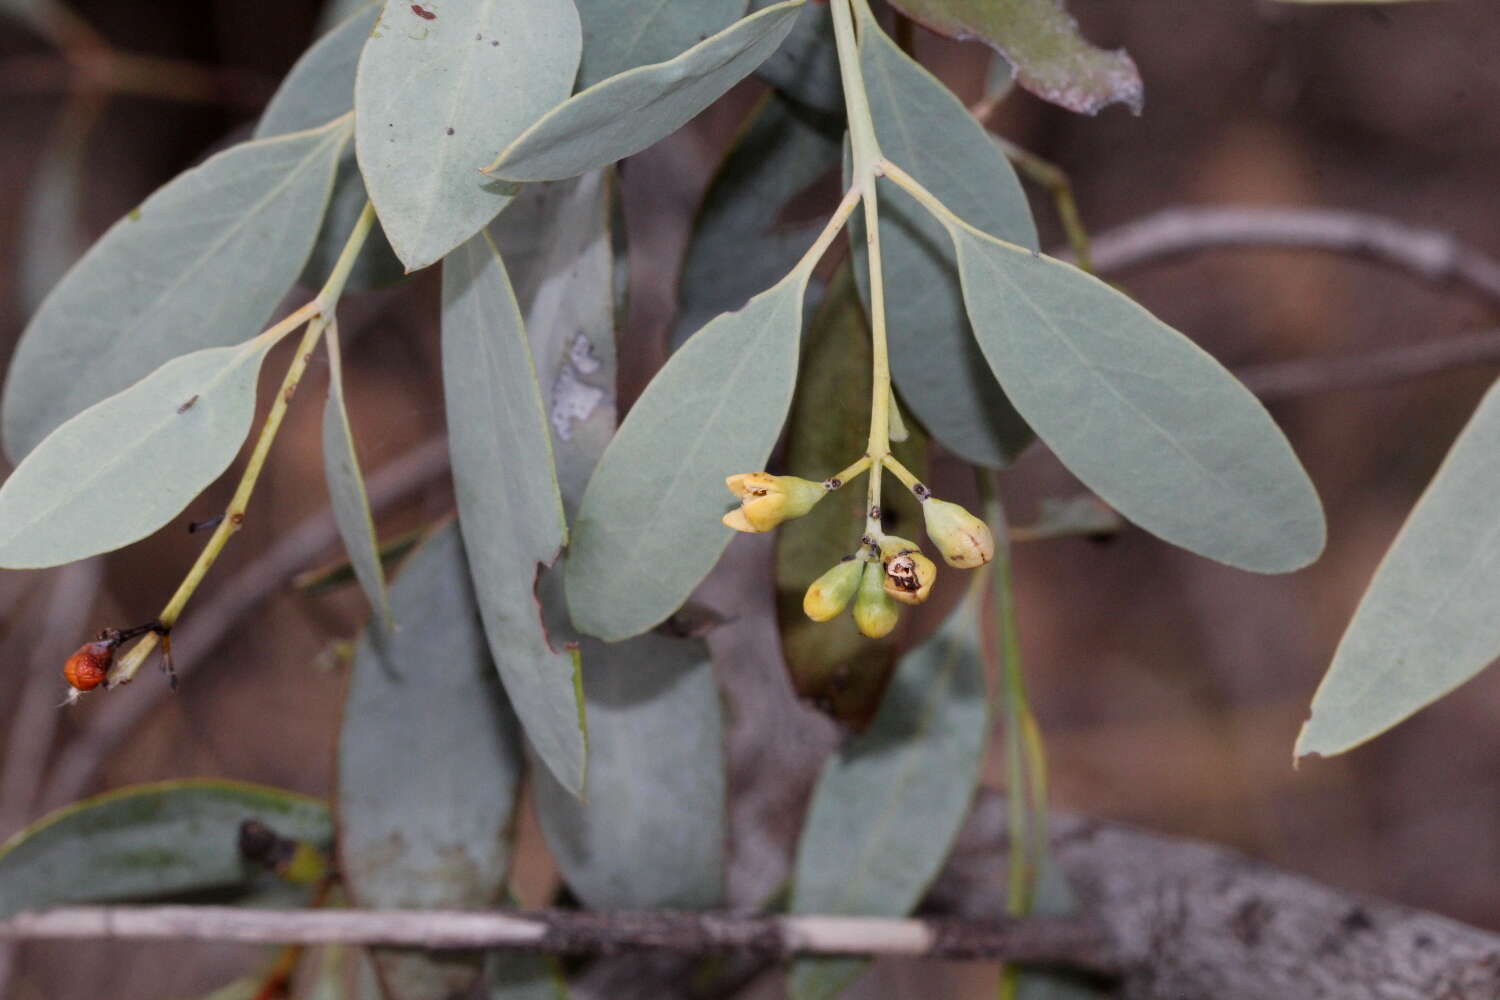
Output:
[
  {"xmin": 853, "ymin": 561, "xmax": 900, "ymax": 638},
  {"xmin": 922, "ymin": 498, "xmax": 995, "ymax": 568},
  {"xmin": 722, "ymin": 472, "xmax": 826, "ymax": 533},
  {"xmin": 882, "ymin": 546, "xmax": 936, "ymax": 606},
  {"xmin": 803, "ymin": 557, "xmax": 863, "ymax": 622}
]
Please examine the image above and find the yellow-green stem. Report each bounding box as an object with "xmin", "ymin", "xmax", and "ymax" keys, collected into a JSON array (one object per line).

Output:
[
  {"xmin": 881, "ymin": 454, "xmax": 921, "ymax": 493},
  {"xmin": 109, "ymin": 202, "xmax": 377, "ymax": 685},
  {"xmin": 828, "ymin": 454, "xmax": 872, "ymax": 488}
]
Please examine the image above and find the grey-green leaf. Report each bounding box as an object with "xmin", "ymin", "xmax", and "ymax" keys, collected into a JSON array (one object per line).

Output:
[
  {"xmin": 339, "ymin": 524, "xmax": 526, "ymax": 1000},
  {"xmin": 354, "ymin": 0, "xmax": 581, "ymax": 271},
  {"xmin": 534, "ymin": 631, "xmax": 725, "ymax": 909},
  {"xmin": 322, "ymin": 324, "xmax": 390, "ymax": 626},
  {"xmin": 671, "ymin": 91, "xmax": 841, "ymax": 351},
  {"xmin": 442, "ymin": 232, "xmax": 586, "ymax": 795},
  {"xmin": 0, "ymin": 780, "xmax": 330, "ymax": 918},
  {"xmin": 884, "ymin": 0, "xmax": 1142, "ymax": 116},
  {"xmin": 565, "ymin": 264, "xmax": 812, "ymax": 641},
  {"xmin": 2, "ymin": 118, "xmax": 349, "ymax": 461},
  {"xmin": 0, "ymin": 336, "xmax": 277, "ymax": 568},
  {"xmin": 949, "ymin": 224, "xmax": 1325, "ymax": 573},
  {"xmin": 787, "ymin": 595, "xmax": 989, "ymax": 1000},
  {"xmin": 1298, "ymin": 379, "xmax": 1500, "ymax": 758},
  {"xmin": 485, "ymin": 0, "xmax": 805, "ymax": 183},
  {"xmin": 574, "ymin": 0, "xmax": 747, "ymax": 91},
  {"xmin": 748, "ymin": 0, "xmax": 840, "ymax": 112},
  {"xmin": 856, "ymin": 13, "xmax": 1036, "ymax": 468}
]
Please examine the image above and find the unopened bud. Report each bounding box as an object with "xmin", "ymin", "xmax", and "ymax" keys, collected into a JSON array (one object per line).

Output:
[
  {"xmin": 804, "ymin": 557, "xmax": 863, "ymax": 622},
  {"xmin": 853, "ymin": 561, "xmax": 900, "ymax": 638},
  {"xmin": 922, "ymin": 498, "xmax": 995, "ymax": 568}
]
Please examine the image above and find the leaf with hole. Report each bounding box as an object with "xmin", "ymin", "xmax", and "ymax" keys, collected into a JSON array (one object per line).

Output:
[
  {"xmin": 354, "ymin": 0, "xmax": 581, "ymax": 271},
  {"xmin": 339, "ymin": 524, "xmax": 526, "ymax": 1000},
  {"xmin": 946, "ymin": 222, "xmax": 1325, "ymax": 573},
  {"xmin": 485, "ymin": 0, "xmax": 805, "ymax": 182},
  {"xmin": 442, "ymin": 232, "xmax": 585, "ymax": 795},
  {"xmin": 2, "ymin": 117, "xmax": 349, "ymax": 462},
  {"xmin": 0, "ymin": 780, "xmax": 330, "ymax": 918},
  {"xmin": 0, "ymin": 335, "xmax": 281, "ymax": 568}
]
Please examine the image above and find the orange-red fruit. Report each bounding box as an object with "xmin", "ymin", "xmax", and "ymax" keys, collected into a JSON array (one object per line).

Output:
[{"xmin": 63, "ymin": 640, "xmax": 113, "ymax": 691}]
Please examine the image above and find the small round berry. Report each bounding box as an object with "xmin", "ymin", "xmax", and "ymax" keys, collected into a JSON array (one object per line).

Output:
[{"xmin": 63, "ymin": 640, "xmax": 113, "ymax": 692}]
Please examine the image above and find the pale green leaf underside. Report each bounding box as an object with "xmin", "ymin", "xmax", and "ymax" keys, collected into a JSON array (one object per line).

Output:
[
  {"xmin": 0, "ymin": 337, "xmax": 276, "ymax": 568},
  {"xmin": 948, "ymin": 224, "xmax": 1325, "ymax": 574},
  {"xmin": 355, "ymin": 0, "xmax": 580, "ymax": 271},
  {"xmin": 0, "ymin": 780, "xmax": 329, "ymax": 918},
  {"xmin": 2, "ymin": 118, "xmax": 348, "ymax": 462},
  {"xmin": 1299, "ymin": 379, "xmax": 1500, "ymax": 757},
  {"xmin": 565, "ymin": 266, "xmax": 812, "ymax": 641},
  {"xmin": 322, "ymin": 326, "xmax": 391, "ymax": 627},
  {"xmin": 788, "ymin": 599, "xmax": 989, "ymax": 1000},
  {"xmin": 747, "ymin": 0, "xmax": 841, "ymax": 112},
  {"xmin": 856, "ymin": 14, "xmax": 1036, "ymax": 468},
  {"xmin": 339, "ymin": 524, "xmax": 524, "ymax": 1000},
  {"xmin": 533, "ymin": 630, "xmax": 725, "ymax": 909},
  {"xmin": 486, "ymin": 0, "xmax": 806, "ymax": 182},
  {"xmin": 574, "ymin": 0, "xmax": 746, "ymax": 91},
  {"xmin": 442, "ymin": 233, "xmax": 586, "ymax": 795}
]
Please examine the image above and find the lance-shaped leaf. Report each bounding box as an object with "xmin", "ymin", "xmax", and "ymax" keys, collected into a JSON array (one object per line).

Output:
[
  {"xmin": 0, "ymin": 335, "xmax": 280, "ymax": 568},
  {"xmin": 2, "ymin": 118, "xmax": 349, "ymax": 462},
  {"xmin": 0, "ymin": 780, "xmax": 330, "ymax": 918},
  {"xmin": 442, "ymin": 232, "xmax": 585, "ymax": 795},
  {"xmin": 748, "ymin": 0, "xmax": 841, "ymax": 112},
  {"xmin": 1298, "ymin": 380, "xmax": 1500, "ymax": 757},
  {"xmin": 945, "ymin": 222, "xmax": 1325, "ymax": 573},
  {"xmin": 355, "ymin": 0, "xmax": 581, "ymax": 271},
  {"xmin": 574, "ymin": 0, "xmax": 747, "ymax": 91},
  {"xmin": 788, "ymin": 591, "xmax": 990, "ymax": 1000},
  {"xmin": 885, "ymin": 0, "xmax": 1142, "ymax": 116},
  {"xmin": 854, "ymin": 11, "xmax": 1036, "ymax": 468},
  {"xmin": 255, "ymin": 2, "xmax": 404, "ymax": 290},
  {"xmin": 339, "ymin": 524, "xmax": 526, "ymax": 1000},
  {"xmin": 322, "ymin": 323, "xmax": 390, "ymax": 626},
  {"xmin": 672, "ymin": 91, "xmax": 842, "ymax": 352},
  {"xmin": 533, "ymin": 629, "xmax": 725, "ymax": 909},
  {"xmin": 485, "ymin": 0, "xmax": 805, "ymax": 183},
  {"xmin": 565, "ymin": 263, "xmax": 814, "ymax": 641}
]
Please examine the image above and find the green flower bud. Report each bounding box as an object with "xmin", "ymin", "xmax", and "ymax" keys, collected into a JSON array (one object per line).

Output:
[
  {"xmin": 804, "ymin": 557, "xmax": 863, "ymax": 622},
  {"xmin": 853, "ymin": 560, "xmax": 900, "ymax": 638},
  {"xmin": 922, "ymin": 497, "xmax": 995, "ymax": 568}
]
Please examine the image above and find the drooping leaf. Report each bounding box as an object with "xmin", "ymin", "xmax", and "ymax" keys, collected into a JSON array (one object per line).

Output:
[
  {"xmin": 748, "ymin": 0, "xmax": 841, "ymax": 112},
  {"xmin": 574, "ymin": 0, "xmax": 747, "ymax": 91},
  {"xmin": 0, "ymin": 336, "xmax": 279, "ymax": 568},
  {"xmin": 322, "ymin": 323, "xmax": 390, "ymax": 626},
  {"xmin": 787, "ymin": 588, "xmax": 990, "ymax": 1000},
  {"xmin": 441, "ymin": 232, "xmax": 586, "ymax": 795},
  {"xmin": 2, "ymin": 118, "xmax": 349, "ymax": 461},
  {"xmin": 565, "ymin": 263, "xmax": 814, "ymax": 641},
  {"xmin": 533, "ymin": 629, "xmax": 725, "ymax": 909},
  {"xmin": 255, "ymin": 2, "xmax": 404, "ymax": 290},
  {"xmin": 775, "ymin": 267, "xmax": 927, "ymax": 727},
  {"xmin": 946, "ymin": 223, "xmax": 1325, "ymax": 573},
  {"xmin": 1298, "ymin": 380, "xmax": 1500, "ymax": 757},
  {"xmin": 854, "ymin": 9, "xmax": 1036, "ymax": 468},
  {"xmin": 339, "ymin": 524, "xmax": 526, "ymax": 1000},
  {"xmin": 354, "ymin": 0, "xmax": 581, "ymax": 271},
  {"xmin": 485, "ymin": 0, "xmax": 806, "ymax": 183},
  {"xmin": 0, "ymin": 780, "xmax": 330, "ymax": 918},
  {"xmin": 671, "ymin": 91, "xmax": 842, "ymax": 352},
  {"xmin": 885, "ymin": 0, "xmax": 1142, "ymax": 116}
]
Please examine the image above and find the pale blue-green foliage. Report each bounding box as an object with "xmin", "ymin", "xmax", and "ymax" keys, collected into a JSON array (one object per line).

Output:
[
  {"xmin": 565, "ymin": 265, "xmax": 813, "ymax": 641},
  {"xmin": 788, "ymin": 591, "xmax": 990, "ymax": 1000},
  {"xmin": 486, "ymin": 0, "xmax": 806, "ymax": 182},
  {"xmin": 949, "ymin": 224, "xmax": 1325, "ymax": 574},
  {"xmin": 748, "ymin": 0, "xmax": 841, "ymax": 112},
  {"xmin": 2, "ymin": 118, "xmax": 348, "ymax": 461},
  {"xmin": 573, "ymin": 0, "xmax": 746, "ymax": 90},
  {"xmin": 854, "ymin": 12, "xmax": 1037, "ymax": 468},
  {"xmin": 340, "ymin": 524, "xmax": 526, "ymax": 1000},
  {"xmin": 355, "ymin": 0, "xmax": 581, "ymax": 271},
  {"xmin": 1299, "ymin": 378, "xmax": 1500, "ymax": 757},
  {"xmin": 0, "ymin": 337, "xmax": 276, "ymax": 568},
  {"xmin": 0, "ymin": 781, "xmax": 330, "ymax": 918},
  {"xmin": 441, "ymin": 232, "xmax": 586, "ymax": 796},
  {"xmin": 321, "ymin": 324, "xmax": 390, "ymax": 627}
]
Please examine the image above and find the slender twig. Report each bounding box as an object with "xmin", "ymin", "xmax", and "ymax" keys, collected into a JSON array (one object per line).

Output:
[
  {"xmin": 1238, "ymin": 328, "xmax": 1500, "ymax": 400},
  {"xmin": 0, "ymin": 906, "xmax": 1117, "ymax": 970}
]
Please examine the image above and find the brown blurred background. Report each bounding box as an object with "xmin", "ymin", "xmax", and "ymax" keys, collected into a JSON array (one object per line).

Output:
[{"xmin": 3, "ymin": 0, "xmax": 1500, "ymax": 996}]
